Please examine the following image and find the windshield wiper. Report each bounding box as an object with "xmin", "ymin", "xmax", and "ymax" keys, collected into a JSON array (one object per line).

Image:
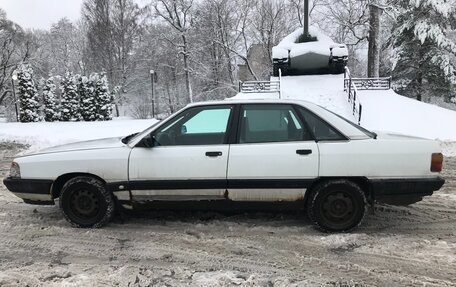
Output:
[{"xmin": 121, "ymin": 132, "xmax": 139, "ymax": 144}]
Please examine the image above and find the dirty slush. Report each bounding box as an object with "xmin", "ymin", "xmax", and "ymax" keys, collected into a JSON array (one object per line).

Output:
[{"xmin": 1, "ymin": 142, "xmax": 456, "ymax": 286}]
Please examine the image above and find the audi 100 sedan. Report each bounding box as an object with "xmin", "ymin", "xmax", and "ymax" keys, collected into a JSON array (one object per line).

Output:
[{"xmin": 3, "ymin": 99, "xmax": 445, "ymax": 232}]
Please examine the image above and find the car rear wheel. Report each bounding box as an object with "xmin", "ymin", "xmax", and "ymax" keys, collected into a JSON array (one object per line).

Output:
[
  {"xmin": 307, "ymin": 180, "xmax": 366, "ymax": 232},
  {"xmin": 59, "ymin": 176, "xmax": 114, "ymax": 228}
]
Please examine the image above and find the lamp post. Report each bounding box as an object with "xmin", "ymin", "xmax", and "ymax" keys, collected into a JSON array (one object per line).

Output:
[
  {"xmin": 150, "ymin": 69, "xmax": 155, "ymax": 118},
  {"xmin": 11, "ymin": 72, "xmax": 19, "ymax": 122}
]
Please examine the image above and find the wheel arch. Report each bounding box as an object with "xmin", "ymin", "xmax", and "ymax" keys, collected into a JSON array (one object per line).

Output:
[
  {"xmin": 304, "ymin": 177, "xmax": 372, "ymax": 206},
  {"xmin": 51, "ymin": 173, "xmax": 106, "ymax": 199}
]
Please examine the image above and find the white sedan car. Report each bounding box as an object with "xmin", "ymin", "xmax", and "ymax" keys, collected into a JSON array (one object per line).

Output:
[{"xmin": 3, "ymin": 99, "xmax": 445, "ymax": 232}]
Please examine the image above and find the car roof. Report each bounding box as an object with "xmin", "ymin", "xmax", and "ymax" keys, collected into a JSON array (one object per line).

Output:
[{"xmin": 187, "ymin": 95, "xmax": 309, "ymax": 107}]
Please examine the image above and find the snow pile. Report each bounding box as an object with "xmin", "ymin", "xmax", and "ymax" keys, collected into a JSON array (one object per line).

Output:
[
  {"xmin": 0, "ymin": 118, "xmax": 157, "ymax": 152},
  {"xmin": 358, "ymin": 89, "xmax": 456, "ymax": 141},
  {"xmin": 319, "ymin": 233, "xmax": 369, "ymax": 251},
  {"xmin": 279, "ymin": 74, "xmax": 355, "ymax": 120}
]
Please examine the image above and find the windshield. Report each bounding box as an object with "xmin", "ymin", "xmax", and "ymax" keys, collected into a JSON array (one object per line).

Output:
[
  {"xmin": 123, "ymin": 120, "xmax": 162, "ymax": 144},
  {"xmin": 123, "ymin": 108, "xmax": 185, "ymax": 144}
]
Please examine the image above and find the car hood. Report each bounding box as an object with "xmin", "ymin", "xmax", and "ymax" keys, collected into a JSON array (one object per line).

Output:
[{"xmin": 22, "ymin": 137, "xmax": 126, "ymax": 156}]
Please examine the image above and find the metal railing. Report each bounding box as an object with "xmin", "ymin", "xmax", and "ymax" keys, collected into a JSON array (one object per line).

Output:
[
  {"xmin": 344, "ymin": 76, "xmax": 391, "ymax": 90},
  {"xmin": 343, "ymin": 67, "xmax": 363, "ymax": 125},
  {"xmin": 239, "ymin": 69, "xmax": 282, "ymax": 98}
]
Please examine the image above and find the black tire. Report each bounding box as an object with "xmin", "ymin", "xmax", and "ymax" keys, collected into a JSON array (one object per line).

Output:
[
  {"xmin": 334, "ymin": 62, "xmax": 345, "ymax": 74},
  {"xmin": 307, "ymin": 180, "xmax": 367, "ymax": 232},
  {"xmin": 329, "ymin": 60, "xmax": 345, "ymax": 74},
  {"xmin": 59, "ymin": 176, "xmax": 115, "ymax": 228},
  {"xmin": 329, "ymin": 60, "xmax": 336, "ymax": 74},
  {"xmin": 273, "ymin": 62, "xmax": 288, "ymax": 77}
]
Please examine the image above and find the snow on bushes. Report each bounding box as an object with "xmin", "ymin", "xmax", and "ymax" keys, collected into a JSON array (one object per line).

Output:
[
  {"xmin": 42, "ymin": 76, "xmax": 60, "ymax": 122},
  {"xmin": 13, "ymin": 64, "xmax": 113, "ymax": 123},
  {"xmin": 60, "ymin": 72, "xmax": 81, "ymax": 121},
  {"xmin": 17, "ymin": 64, "xmax": 41, "ymax": 123},
  {"xmin": 78, "ymin": 75, "xmax": 97, "ymax": 121},
  {"xmin": 92, "ymin": 73, "xmax": 113, "ymax": 121}
]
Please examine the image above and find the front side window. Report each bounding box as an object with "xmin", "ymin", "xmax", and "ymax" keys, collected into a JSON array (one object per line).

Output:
[
  {"xmin": 239, "ymin": 104, "xmax": 311, "ymax": 143},
  {"xmin": 153, "ymin": 105, "xmax": 232, "ymax": 146}
]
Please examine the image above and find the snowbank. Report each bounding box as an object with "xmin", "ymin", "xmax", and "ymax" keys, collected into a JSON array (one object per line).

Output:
[
  {"xmin": 358, "ymin": 89, "xmax": 456, "ymax": 141},
  {"xmin": 0, "ymin": 118, "xmax": 157, "ymax": 152}
]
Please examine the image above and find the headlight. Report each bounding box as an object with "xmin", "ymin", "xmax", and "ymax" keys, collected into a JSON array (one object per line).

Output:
[{"xmin": 9, "ymin": 162, "xmax": 20, "ymax": 178}]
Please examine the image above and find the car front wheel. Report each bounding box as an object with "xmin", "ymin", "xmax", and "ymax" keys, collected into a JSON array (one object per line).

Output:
[
  {"xmin": 307, "ymin": 180, "xmax": 367, "ymax": 232},
  {"xmin": 59, "ymin": 176, "xmax": 115, "ymax": 228}
]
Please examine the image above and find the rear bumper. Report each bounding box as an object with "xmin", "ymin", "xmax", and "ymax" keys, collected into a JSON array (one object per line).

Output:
[
  {"xmin": 371, "ymin": 177, "xmax": 445, "ymax": 198},
  {"xmin": 3, "ymin": 177, "xmax": 54, "ymax": 204}
]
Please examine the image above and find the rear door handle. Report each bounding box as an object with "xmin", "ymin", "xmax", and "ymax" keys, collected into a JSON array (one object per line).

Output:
[
  {"xmin": 206, "ymin": 151, "xmax": 222, "ymax": 157},
  {"xmin": 296, "ymin": 149, "xmax": 312, "ymax": 155}
]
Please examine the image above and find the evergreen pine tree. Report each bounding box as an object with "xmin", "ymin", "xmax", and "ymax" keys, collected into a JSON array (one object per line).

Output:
[
  {"xmin": 60, "ymin": 72, "xmax": 81, "ymax": 121},
  {"xmin": 92, "ymin": 73, "xmax": 113, "ymax": 121},
  {"xmin": 78, "ymin": 75, "xmax": 97, "ymax": 121},
  {"xmin": 17, "ymin": 64, "xmax": 41, "ymax": 122},
  {"xmin": 42, "ymin": 76, "xmax": 60, "ymax": 122},
  {"xmin": 391, "ymin": 0, "xmax": 456, "ymax": 101}
]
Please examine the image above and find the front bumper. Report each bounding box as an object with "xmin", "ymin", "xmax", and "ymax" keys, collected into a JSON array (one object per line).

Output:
[{"xmin": 3, "ymin": 177, "xmax": 54, "ymax": 204}]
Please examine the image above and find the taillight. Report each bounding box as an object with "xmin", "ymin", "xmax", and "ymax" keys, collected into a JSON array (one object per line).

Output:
[{"xmin": 431, "ymin": 153, "xmax": 443, "ymax": 172}]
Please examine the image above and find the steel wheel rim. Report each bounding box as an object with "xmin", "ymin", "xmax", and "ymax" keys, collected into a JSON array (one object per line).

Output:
[
  {"xmin": 320, "ymin": 191, "xmax": 356, "ymax": 225},
  {"xmin": 69, "ymin": 188, "xmax": 100, "ymax": 220}
]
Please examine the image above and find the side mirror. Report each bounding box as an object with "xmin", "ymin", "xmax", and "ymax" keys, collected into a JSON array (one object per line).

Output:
[
  {"xmin": 181, "ymin": 125, "xmax": 187, "ymax": 134},
  {"xmin": 139, "ymin": 135, "xmax": 157, "ymax": 148}
]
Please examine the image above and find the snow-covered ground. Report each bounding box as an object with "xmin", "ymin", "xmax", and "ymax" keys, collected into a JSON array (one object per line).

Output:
[
  {"xmin": 0, "ymin": 117, "xmax": 157, "ymax": 153},
  {"xmin": 0, "ymin": 144, "xmax": 456, "ymax": 286}
]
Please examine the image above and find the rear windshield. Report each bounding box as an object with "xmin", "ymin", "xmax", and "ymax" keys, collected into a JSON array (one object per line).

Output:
[{"xmin": 323, "ymin": 108, "xmax": 376, "ymax": 139}]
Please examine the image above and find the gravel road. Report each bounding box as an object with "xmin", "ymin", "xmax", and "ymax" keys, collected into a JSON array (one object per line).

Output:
[{"xmin": 1, "ymin": 142, "xmax": 456, "ymax": 287}]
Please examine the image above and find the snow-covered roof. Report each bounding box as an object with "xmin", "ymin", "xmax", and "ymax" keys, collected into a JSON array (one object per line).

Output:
[{"xmin": 272, "ymin": 26, "xmax": 347, "ymax": 59}]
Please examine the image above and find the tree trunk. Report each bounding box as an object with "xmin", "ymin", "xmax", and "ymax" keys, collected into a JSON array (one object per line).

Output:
[
  {"xmin": 417, "ymin": 49, "xmax": 423, "ymax": 102},
  {"xmin": 165, "ymin": 81, "xmax": 174, "ymax": 113},
  {"xmin": 182, "ymin": 34, "xmax": 192, "ymax": 103},
  {"xmin": 367, "ymin": 3, "xmax": 382, "ymax": 78}
]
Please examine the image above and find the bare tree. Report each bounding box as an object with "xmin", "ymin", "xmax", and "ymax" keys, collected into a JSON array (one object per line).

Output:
[
  {"xmin": 367, "ymin": 2, "xmax": 382, "ymax": 77},
  {"xmin": 154, "ymin": 0, "xmax": 194, "ymax": 103},
  {"xmin": 83, "ymin": 0, "xmax": 116, "ymax": 84},
  {"xmin": 0, "ymin": 11, "xmax": 31, "ymax": 107}
]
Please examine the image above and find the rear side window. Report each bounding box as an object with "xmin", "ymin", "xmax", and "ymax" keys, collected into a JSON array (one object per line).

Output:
[
  {"xmin": 298, "ymin": 107, "xmax": 346, "ymax": 141},
  {"xmin": 239, "ymin": 104, "xmax": 312, "ymax": 143}
]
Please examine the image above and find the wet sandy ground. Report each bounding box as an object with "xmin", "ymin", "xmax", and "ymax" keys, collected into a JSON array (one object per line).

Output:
[{"xmin": 0, "ymin": 142, "xmax": 455, "ymax": 287}]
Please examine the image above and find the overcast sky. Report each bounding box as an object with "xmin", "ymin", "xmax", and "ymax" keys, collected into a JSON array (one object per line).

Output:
[{"xmin": 0, "ymin": 0, "xmax": 84, "ymax": 30}]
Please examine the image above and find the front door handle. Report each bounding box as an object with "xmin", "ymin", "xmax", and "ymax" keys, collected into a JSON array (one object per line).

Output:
[
  {"xmin": 296, "ymin": 149, "xmax": 312, "ymax": 155},
  {"xmin": 206, "ymin": 151, "xmax": 222, "ymax": 157}
]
